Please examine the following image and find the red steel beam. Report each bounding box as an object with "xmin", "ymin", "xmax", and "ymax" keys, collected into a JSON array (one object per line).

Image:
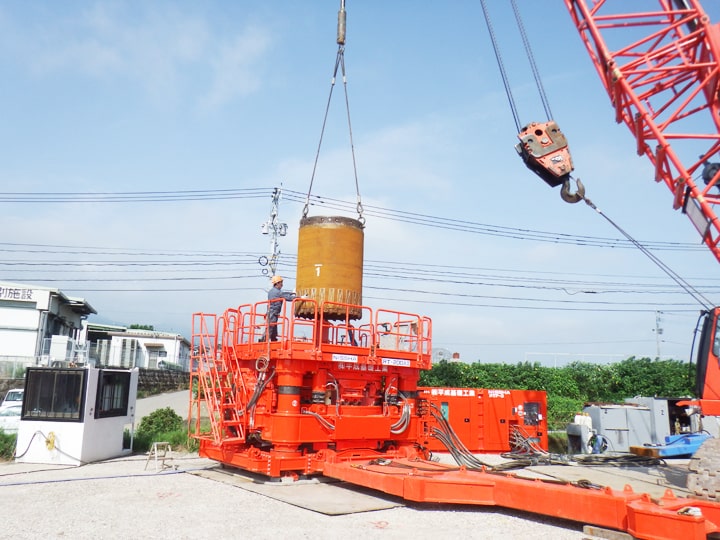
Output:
[{"xmin": 323, "ymin": 457, "xmax": 720, "ymax": 540}]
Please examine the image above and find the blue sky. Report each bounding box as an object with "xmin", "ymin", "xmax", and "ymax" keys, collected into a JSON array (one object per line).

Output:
[{"xmin": 2, "ymin": 1, "xmax": 720, "ymax": 366}]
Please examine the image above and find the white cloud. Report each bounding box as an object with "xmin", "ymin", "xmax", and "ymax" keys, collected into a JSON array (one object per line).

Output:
[
  {"xmin": 200, "ymin": 27, "xmax": 271, "ymax": 111},
  {"xmin": 15, "ymin": 3, "xmax": 271, "ymax": 109}
]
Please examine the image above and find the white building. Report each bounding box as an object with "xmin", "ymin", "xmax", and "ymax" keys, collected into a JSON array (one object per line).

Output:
[
  {"xmin": 0, "ymin": 281, "xmax": 190, "ymax": 373},
  {"xmin": 0, "ymin": 281, "xmax": 96, "ymax": 371},
  {"xmin": 87, "ymin": 324, "xmax": 191, "ymax": 371}
]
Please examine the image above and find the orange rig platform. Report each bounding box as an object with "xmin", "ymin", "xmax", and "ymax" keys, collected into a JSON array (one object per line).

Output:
[{"xmin": 189, "ymin": 296, "xmax": 720, "ymax": 540}]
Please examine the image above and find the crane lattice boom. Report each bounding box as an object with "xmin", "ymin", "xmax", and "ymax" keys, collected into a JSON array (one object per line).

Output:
[{"xmin": 566, "ymin": 0, "xmax": 720, "ymax": 262}]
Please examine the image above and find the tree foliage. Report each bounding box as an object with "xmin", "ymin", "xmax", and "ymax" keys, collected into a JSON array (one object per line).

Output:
[
  {"xmin": 129, "ymin": 324, "xmax": 155, "ymax": 331},
  {"xmin": 419, "ymin": 357, "xmax": 695, "ymax": 430}
]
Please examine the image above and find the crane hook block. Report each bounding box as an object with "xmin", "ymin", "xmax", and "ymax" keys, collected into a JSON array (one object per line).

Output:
[{"xmin": 515, "ymin": 121, "xmax": 574, "ymax": 188}]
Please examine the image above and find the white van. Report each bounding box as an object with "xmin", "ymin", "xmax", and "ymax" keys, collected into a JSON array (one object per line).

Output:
[{"xmin": 1, "ymin": 388, "xmax": 24, "ymax": 410}]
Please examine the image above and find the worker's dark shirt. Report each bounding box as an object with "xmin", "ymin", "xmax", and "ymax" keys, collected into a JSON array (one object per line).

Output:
[{"xmin": 267, "ymin": 287, "xmax": 296, "ymax": 320}]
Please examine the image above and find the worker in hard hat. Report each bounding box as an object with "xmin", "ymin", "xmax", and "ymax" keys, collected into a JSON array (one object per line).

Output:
[{"xmin": 263, "ymin": 275, "xmax": 297, "ymax": 342}]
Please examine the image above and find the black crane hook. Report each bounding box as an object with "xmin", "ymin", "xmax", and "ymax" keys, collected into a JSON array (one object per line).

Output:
[{"xmin": 560, "ymin": 177, "xmax": 585, "ymax": 204}]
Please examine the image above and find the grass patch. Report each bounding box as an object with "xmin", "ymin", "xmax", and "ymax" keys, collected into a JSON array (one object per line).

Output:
[
  {"xmin": 0, "ymin": 430, "xmax": 16, "ymax": 460},
  {"xmin": 548, "ymin": 431, "xmax": 568, "ymax": 454}
]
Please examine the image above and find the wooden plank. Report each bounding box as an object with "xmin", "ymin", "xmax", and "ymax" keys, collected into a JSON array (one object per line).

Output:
[{"xmin": 190, "ymin": 467, "xmax": 404, "ymax": 515}]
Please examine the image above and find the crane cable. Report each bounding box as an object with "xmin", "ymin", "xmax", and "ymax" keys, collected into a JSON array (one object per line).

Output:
[
  {"xmin": 481, "ymin": 0, "xmax": 711, "ymax": 307},
  {"xmin": 479, "ymin": 0, "xmax": 554, "ymax": 132},
  {"xmin": 509, "ymin": 0, "xmax": 554, "ymax": 122},
  {"xmin": 303, "ymin": 0, "xmax": 364, "ymax": 224},
  {"xmin": 577, "ymin": 193, "xmax": 714, "ymax": 310},
  {"xmin": 480, "ymin": 0, "xmax": 586, "ymax": 202}
]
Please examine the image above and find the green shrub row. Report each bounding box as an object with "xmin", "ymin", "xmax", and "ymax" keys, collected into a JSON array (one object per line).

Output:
[{"xmin": 0, "ymin": 357, "xmax": 694, "ymax": 459}]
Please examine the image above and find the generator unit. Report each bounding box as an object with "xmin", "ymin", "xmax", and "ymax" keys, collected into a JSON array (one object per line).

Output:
[{"xmin": 417, "ymin": 387, "xmax": 548, "ymax": 453}]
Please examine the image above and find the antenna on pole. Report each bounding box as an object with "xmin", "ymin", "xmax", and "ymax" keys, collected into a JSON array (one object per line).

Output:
[
  {"xmin": 259, "ymin": 187, "xmax": 288, "ymax": 276},
  {"xmin": 654, "ymin": 311, "xmax": 664, "ymax": 359}
]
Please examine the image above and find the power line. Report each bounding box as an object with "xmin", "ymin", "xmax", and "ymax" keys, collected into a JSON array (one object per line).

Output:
[
  {"xmin": 0, "ymin": 187, "xmax": 707, "ymax": 251},
  {"xmin": 281, "ymin": 190, "xmax": 706, "ymax": 251},
  {"xmin": 0, "ymin": 188, "xmax": 269, "ymax": 203},
  {"xmin": 3, "ymin": 242, "xmax": 717, "ymax": 300}
]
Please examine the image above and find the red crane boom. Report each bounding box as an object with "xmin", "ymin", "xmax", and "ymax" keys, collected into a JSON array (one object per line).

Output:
[{"xmin": 565, "ymin": 0, "xmax": 720, "ymax": 262}]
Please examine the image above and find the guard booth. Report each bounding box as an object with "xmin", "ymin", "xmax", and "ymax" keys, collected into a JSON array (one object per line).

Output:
[{"xmin": 15, "ymin": 366, "xmax": 139, "ymax": 466}]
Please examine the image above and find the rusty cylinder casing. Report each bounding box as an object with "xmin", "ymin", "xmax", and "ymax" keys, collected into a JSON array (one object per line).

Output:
[{"xmin": 295, "ymin": 215, "xmax": 364, "ymax": 320}]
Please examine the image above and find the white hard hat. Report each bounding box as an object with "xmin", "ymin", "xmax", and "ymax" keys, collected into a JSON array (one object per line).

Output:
[{"xmin": 270, "ymin": 275, "xmax": 283, "ymax": 285}]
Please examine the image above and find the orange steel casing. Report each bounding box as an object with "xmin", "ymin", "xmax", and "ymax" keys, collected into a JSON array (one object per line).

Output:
[
  {"xmin": 295, "ymin": 215, "xmax": 364, "ymax": 320},
  {"xmin": 417, "ymin": 387, "xmax": 548, "ymax": 453}
]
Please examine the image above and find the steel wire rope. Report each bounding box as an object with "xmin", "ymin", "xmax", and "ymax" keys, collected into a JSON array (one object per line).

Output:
[
  {"xmin": 303, "ymin": 0, "xmax": 364, "ymax": 222},
  {"xmin": 479, "ymin": 0, "xmax": 522, "ymax": 132},
  {"xmin": 578, "ymin": 193, "xmax": 715, "ymax": 310},
  {"xmin": 510, "ymin": 0, "xmax": 553, "ymax": 121},
  {"xmin": 0, "ymin": 467, "xmax": 211, "ymax": 487},
  {"xmin": 478, "ymin": 0, "xmax": 563, "ymax": 197}
]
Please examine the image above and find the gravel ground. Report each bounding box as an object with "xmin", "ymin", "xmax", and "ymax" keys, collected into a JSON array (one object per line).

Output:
[
  {"xmin": 0, "ymin": 452, "xmax": 587, "ymax": 539},
  {"xmin": 0, "ymin": 391, "xmax": 586, "ymax": 539}
]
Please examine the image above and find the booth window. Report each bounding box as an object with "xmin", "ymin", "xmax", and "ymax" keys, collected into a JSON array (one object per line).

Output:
[
  {"xmin": 95, "ymin": 370, "xmax": 131, "ymax": 418},
  {"xmin": 23, "ymin": 368, "xmax": 85, "ymax": 421}
]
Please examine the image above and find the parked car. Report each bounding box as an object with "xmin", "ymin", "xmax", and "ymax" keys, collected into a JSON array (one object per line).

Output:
[
  {"xmin": 0, "ymin": 404, "xmax": 21, "ymax": 433},
  {"xmin": 1, "ymin": 388, "xmax": 23, "ymax": 411}
]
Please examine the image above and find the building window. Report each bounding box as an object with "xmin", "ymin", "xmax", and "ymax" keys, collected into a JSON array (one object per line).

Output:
[
  {"xmin": 22, "ymin": 368, "xmax": 85, "ymax": 421},
  {"xmin": 95, "ymin": 370, "xmax": 131, "ymax": 418}
]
